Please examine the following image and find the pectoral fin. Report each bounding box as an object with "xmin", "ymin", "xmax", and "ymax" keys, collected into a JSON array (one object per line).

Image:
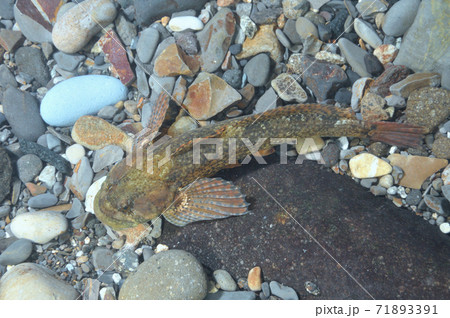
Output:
[{"xmin": 163, "ymin": 178, "xmax": 249, "ymax": 227}]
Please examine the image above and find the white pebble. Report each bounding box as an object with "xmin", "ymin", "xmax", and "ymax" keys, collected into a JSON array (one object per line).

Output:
[
  {"xmin": 168, "ymin": 16, "xmax": 204, "ymax": 32},
  {"xmin": 38, "ymin": 166, "xmax": 56, "ymax": 188},
  {"xmin": 155, "ymin": 244, "xmax": 169, "ymax": 253},
  {"xmin": 112, "ymin": 273, "xmax": 122, "ymax": 284},
  {"xmin": 65, "ymin": 144, "xmax": 86, "ymax": 165},
  {"xmin": 387, "ymin": 186, "xmax": 398, "ymax": 195},
  {"xmin": 439, "ymin": 222, "xmax": 450, "ymax": 234},
  {"xmin": 85, "ymin": 176, "xmax": 107, "ymax": 214}
]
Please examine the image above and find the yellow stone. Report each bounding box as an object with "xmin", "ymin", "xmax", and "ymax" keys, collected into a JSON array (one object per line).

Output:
[
  {"xmin": 154, "ymin": 43, "xmax": 199, "ymax": 77},
  {"xmin": 388, "ymin": 154, "xmax": 448, "ymax": 189},
  {"xmin": 247, "ymin": 266, "xmax": 262, "ymax": 292},
  {"xmin": 349, "ymin": 153, "xmax": 392, "ymax": 178},
  {"xmin": 236, "ymin": 24, "xmax": 283, "ymax": 62},
  {"xmin": 296, "ymin": 136, "xmax": 325, "ymax": 155}
]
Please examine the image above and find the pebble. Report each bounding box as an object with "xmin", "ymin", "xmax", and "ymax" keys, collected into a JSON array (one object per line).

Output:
[
  {"xmin": 169, "ymin": 16, "xmax": 204, "ymax": 32},
  {"xmin": 254, "ymin": 88, "xmax": 281, "ymax": 114},
  {"xmin": 205, "ymin": 291, "xmax": 256, "ymax": 300},
  {"xmin": 243, "ymin": 54, "xmax": 271, "ymax": 87},
  {"xmin": 349, "ymin": 153, "xmax": 392, "ymax": 179},
  {"xmin": 439, "ymin": 223, "xmax": 450, "ymax": 234},
  {"xmin": 360, "ymin": 92, "xmax": 389, "ymax": 122},
  {"xmin": 41, "ymin": 75, "xmax": 128, "ymax": 127},
  {"xmin": 282, "ymin": 0, "xmax": 309, "ymax": 19},
  {"xmin": 360, "ymin": 178, "xmax": 377, "ymax": 189},
  {"xmin": 197, "ymin": 8, "xmax": 235, "ymax": 73},
  {"xmin": 382, "ymin": 0, "xmax": 420, "ymax": 37},
  {"xmin": 2, "ymin": 87, "xmax": 46, "ymax": 142},
  {"xmin": 119, "ymin": 250, "xmax": 207, "ymax": 300},
  {"xmin": 28, "ymin": 193, "xmax": 58, "ymax": 209},
  {"xmin": 354, "ymin": 18, "xmax": 382, "ymax": 49},
  {"xmin": 295, "ymin": 17, "xmax": 318, "ymax": 42},
  {"xmin": 0, "ymin": 263, "xmax": 78, "ymax": 299},
  {"xmin": 356, "ymin": 0, "xmax": 387, "ymax": 18},
  {"xmin": 271, "ymin": 73, "xmax": 307, "ymax": 103},
  {"xmin": 136, "ymin": 27, "xmax": 160, "ymax": 64},
  {"xmin": 114, "ymin": 249, "xmax": 139, "ymax": 273},
  {"xmin": 0, "ymin": 239, "xmax": 32, "ymax": 266},
  {"xmin": 269, "ymin": 281, "xmax": 298, "ymax": 300},
  {"xmin": 390, "ymin": 73, "xmax": 441, "ymax": 98},
  {"xmin": 38, "ymin": 165, "xmax": 56, "ymax": 188},
  {"xmin": 247, "ymin": 266, "xmax": 262, "ymax": 292},
  {"xmin": 385, "ymin": 95, "xmax": 406, "ymax": 109},
  {"xmin": 52, "ymin": 0, "xmax": 117, "ymax": 54},
  {"xmin": 15, "ymin": 46, "xmax": 50, "ymax": 87},
  {"xmin": 92, "ymin": 145, "xmax": 124, "ymax": 173},
  {"xmin": 388, "ymin": 154, "xmax": 448, "ymax": 189},
  {"xmin": 236, "ymin": 24, "xmax": 283, "ymax": 63},
  {"xmin": 10, "ymin": 211, "xmax": 68, "ymax": 244},
  {"xmin": 370, "ymin": 185, "xmax": 387, "ymax": 196},
  {"xmin": 184, "ymin": 72, "xmax": 241, "ymax": 120},
  {"xmin": 53, "ymin": 52, "xmax": 86, "ymax": 72},
  {"xmin": 168, "ymin": 116, "xmax": 198, "ymax": 137},
  {"xmin": 442, "ymin": 185, "xmax": 450, "ymax": 202},
  {"xmin": 378, "ymin": 175, "xmax": 394, "ymax": 189},
  {"xmin": 92, "ymin": 247, "xmax": 114, "ymax": 271},
  {"xmin": 69, "ymin": 157, "xmax": 93, "ymax": 201},
  {"xmin": 17, "ymin": 154, "xmax": 43, "ymax": 183},
  {"xmin": 424, "ymin": 196, "xmax": 449, "ymax": 216},
  {"xmin": 337, "ymin": 38, "xmax": 370, "ymax": 77},
  {"xmin": 405, "ymin": 189, "xmax": 422, "ymax": 206},
  {"xmin": 0, "ymin": 0, "xmax": 14, "ymax": 20},
  {"xmin": 351, "ymin": 77, "xmax": 373, "ymax": 112},
  {"xmin": 65, "ymin": 144, "xmax": 86, "ymax": 165},
  {"xmin": 115, "ymin": 14, "xmax": 136, "ymax": 46},
  {"xmin": 374, "ymin": 44, "xmax": 398, "ymax": 65},
  {"xmin": 0, "ymin": 29, "xmax": 24, "ymax": 52},
  {"xmin": 66, "ymin": 198, "xmax": 84, "ymax": 219},
  {"xmin": 364, "ymin": 54, "xmax": 384, "ymax": 77},
  {"xmin": 405, "ymin": 87, "xmax": 450, "ymax": 133},
  {"xmin": 213, "ymin": 269, "xmax": 237, "ymax": 291},
  {"xmin": 222, "ymin": 69, "xmax": 243, "ymax": 89}
]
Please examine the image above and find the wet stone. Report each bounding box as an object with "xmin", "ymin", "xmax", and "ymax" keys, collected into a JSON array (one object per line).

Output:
[
  {"xmin": 174, "ymin": 31, "xmax": 199, "ymax": 55},
  {"xmin": 370, "ymin": 65, "xmax": 411, "ymax": 97},
  {"xmin": 0, "ymin": 238, "xmax": 32, "ymax": 266},
  {"xmin": 27, "ymin": 193, "xmax": 58, "ymax": 209},
  {"xmin": 269, "ymin": 281, "xmax": 298, "ymax": 300},
  {"xmin": 364, "ymin": 54, "xmax": 384, "ymax": 77},
  {"xmin": 222, "ymin": 70, "xmax": 243, "ymax": 89},
  {"xmin": 92, "ymin": 247, "xmax": 114, "ymax": 271},
  {"xmin": 243, "ymin": 54, "xmax": 271, "ymax": 87},
  {"xmin": 390, "ymin": 73, "xmax": 441, "ymax": 99}
]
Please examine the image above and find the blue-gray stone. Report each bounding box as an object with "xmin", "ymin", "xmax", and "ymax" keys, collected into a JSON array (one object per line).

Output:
[
  {"xmin": 40, "ymin": 75, "xmax": 128, "ymax": 127},
  {"xmin": 382, "ymin": 0, "xmax": 420, "ymax": 37},
  {"xmin": 0, "ymin": 239, "xmax": 32, "ymax": 266},
  {"xmin": 269, "ymin": 281, "xmax": 298, "ymax": 300},
  {"xmin": 205, "ymin": 291, "xmax": 256, "ymax": 300},
  {"xmin": 53, "ymin": 52, "xmax": 86, "ymax": 72},
  {"xmin": 15, "ymin": 46, "xmax": 50, "ymax": 86},
  {"xmin": 17, "ymin": 154, "xmax": 43, "ymax": 183},
  {"xmin": 28, "ymin": 193, "xmax": 58, "ymax": 209},
  {"xmin": 136, "ymin": 27, "xmax": 160, "ymax": 64},
  {"xmin": 244, "ymin": 54, "xmax": 271, "ymax": 87}
]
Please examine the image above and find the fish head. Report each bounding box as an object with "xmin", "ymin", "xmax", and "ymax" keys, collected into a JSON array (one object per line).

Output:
[{"xmin": 94, "ymin": 160, "xmax": 175, "ymax": 230}]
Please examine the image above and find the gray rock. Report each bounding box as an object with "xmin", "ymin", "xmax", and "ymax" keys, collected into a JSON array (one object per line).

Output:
[
  {"xmin": 174, "ymin": 31, "xmax": 199, "ymax": 55},
  {"xmin": 69, "ymin": 157, "xmax": 93, "ymax": 201},
  {"xmin": 337, "ymin": 38, "xmax": 370, "ymax": 77},
  {"xmin": 406, "ymin": 189, "xmax": 422, "ymax": 206},
  {"xmin": 382, "ymin": 0, "xmax": 420, "ymax": 37},
  {"xmin": 282, "ymin": 0, "xmax": 309, "ymax": 19},
  {"xmin": 0, "ymin": 239, "xmax": 32, "ymax": 266},
  {"xmin": 442, "ymin": 185, "xmax": 450, "ymax": 202},
  {"xmin": 394, "ymin": 0, "xmax": 450, "ymax": 77},
  {"xmin": 46, "ymin": 134, "xmax": 62, "ymax": 152},
  {"xmin": 28, "ymin": 193, "xmax": 58, "ymax": 209},
  {"xmin": 92, "ymin": 145, "xmax": 124, "ymax": 173},
  {"xmin": 52, "ymin": 182, "xmax": 64, "ymax": 196},
  {"xmin": 92, "ymin": 247, "xmax": 115, "ymax": 271},
  {"xmin": 354, "ymin": 18, "xmax": 382, "ymax": 48},
  {"xmin": 254, "ymin": 88, "xmax": 281, "ymax": 114},
  {"xmin": 17, "ymin": 154, "xmax": 43, "ymax": 183},
  {"xmin": 424, "ymin": 195, "xmax": 450, "ymax": 216},
  {"xmin": 71, "ymin": 212, "xmax": 89, "ymax": 230},
  {"xmin": 0, "ymin": 206, "xmax": 11, "ymax": 218},
  {"xmin": 360, "ymin": 178, "xmax": 378, "ymax": 189},
  {"xmin": 205, "ymin": 290, "xmax": 256, "ymax": 300},
  {"xmin": 136, "ymin": 65, "xmax": 150, "ymax": 97},
  {"xmin": 283, "ymin": 19, "xmax": 302, "ymax": 45},
  {"xmin": 15, "ymin": 46, "xmax": 50, "ymax": 86},
  {"xmin": 0, "ymin": 64, "xmax": 17, "ymax": 90},
  {"xmin": 2, "ymin": 87, "xmax": 46, "ymax": 141},
  {"xmin": 0, "ymin": 0, "xmax": 14, "ymax": 20},
  {"xmin": 441, "ymin": 68, "xmax": 450, "ymax": 90},
  {"xmin": 370, "ymin": 185, "xmax": 387, "ymax": 196},
  {"xmin": 251, "ymin": 7, "xmax": 283, "ymax": 25},
  {"xmin": 113, "ymin": 249, "xmax": 139, "ymax": 273},
  {"xmin": 115, "ymin": 14, "xmax": 137, "ymax": 46},
  {"xmin": 119, "ymin": 250, "xmax": 207, "ymax": 300},
  {"xmin": 222, "ymin": 69, "xmax": 242, "ymax": 89},
  {"xmin": 244, "ymin": 54, "xmax": 271, "ymax": 87},
  {"xmin": 213, "ymin": 269, "xmax": 237, "ymax": 291},
  {"xmin": 0, "ymin": 148, "xmax": 13, "ymax": 202},
  {"xmin": 13, "ymin": 5, "xmax": 52, "ymax": 43},
  {"xmin": 66, "ymin": 198, "xmax": 84, "ymax": 219},
  {"xmin": 0, "ymin": 263, "xmax": 79, "ymax": 299},
  {"xmin": 97, "ymin": 106, "xmax": 119, "ymax": 120},
  {"xmin": 134, "ymin": 0, "xmax": 209, "ymax": 26},
  {"xmin": 295, "ymin": 17, "xmax": 318, "ymax": 42},
  {"xmin": 355, "ymin": 0, "xmax": 387, "ymax": 18},
  {"xmin": 261, "ymin": 281, "xmax": 271, "ymax": 298},
  {"xmin": 53, "ymin": 52, "xmax": 86, "ymax": 72},
  {"xmin": 269, "ymin": 281, "xmax": 298, "ymax": 300}
]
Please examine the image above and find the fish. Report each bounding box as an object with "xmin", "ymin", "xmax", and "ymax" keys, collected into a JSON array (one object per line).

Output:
[{"xmin": 92, "ymin": 93, "xmax": 424, "ymax": 231}]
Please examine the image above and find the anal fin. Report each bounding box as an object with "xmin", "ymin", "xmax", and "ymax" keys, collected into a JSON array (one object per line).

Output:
[{"xmin": 163, "ymin": 178, "xmax": 249, "ymax": 227}]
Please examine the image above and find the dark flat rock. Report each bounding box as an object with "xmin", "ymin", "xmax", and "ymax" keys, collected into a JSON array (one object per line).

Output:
[{"xmin": 159, "ymin": 156, "xmax": 450, "ymax": 300}]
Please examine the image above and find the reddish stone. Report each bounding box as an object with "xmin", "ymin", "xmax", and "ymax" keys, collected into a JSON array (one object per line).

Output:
[
  {"xmin": 370, "ymin": 65, "xmax": 410, "ymax": 97},
  {"xmin": 15, "ymin": 0, "xmax": 64, "ymax": 31},
  {"xmin": 98, "ymin": 30, "xmax": 135, "ymax": 86},
  {"xmin": 300, "ymin": 55, "xmax": 348, "ymax": 101}
]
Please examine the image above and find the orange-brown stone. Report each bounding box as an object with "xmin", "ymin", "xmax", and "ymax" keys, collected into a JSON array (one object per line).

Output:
[
  {"xmin": 154, "ymin": 43, "xmax": 199, "ymax": 77},
  {"xmin": 247, "ymin": 266, "xmax": 262, "ymax": 291},
  {"xmin": 236, "ymin": 24, "xmax": 283, "ymax": 62}
]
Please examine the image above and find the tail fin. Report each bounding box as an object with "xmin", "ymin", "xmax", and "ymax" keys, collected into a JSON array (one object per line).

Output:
[{"xmin": 368, "ymin": 122, "xmax": 425, "ymax": 148}]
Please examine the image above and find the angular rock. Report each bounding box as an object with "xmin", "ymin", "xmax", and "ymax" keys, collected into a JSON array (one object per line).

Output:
[
  {"xmin": 405, "ymin": 87, "xmax": 450, "ymax": 133},
  {"xmin": 236, "ymin": 24, "xmax": 283, "ymax": 63},
  {"xmin": 53, "ymin": 52, "xmax": 86, "ymax": 72},
  {"xmin": 0, "ymin": 263, "xmax": 78, "ymax": 299},
  {"xmin": 154, "ymin": 43, "xmax": 199, "ymax": 77},
  {"xmin": 388, "ymin": 154, "xmax": 448, "ymax": 189},
  {"xmin": 424, "ymin": 195, "xmax": 450, "ymax": 216},
  {"xmin": 98, "ymin": 30, "xmax": 135, "ymax": 86},
  {"xmin": 432, "ymin": 135, "xmax": 450, "ymax": 160},
  {"xmin": 374, "ymin": 44, "xmax": 398, "ymax": 65},
  {"xmin": 184, "ymin": 72, "xmax": 241, "ymax": 120},
  {"xmin": 119, "ymin": 250, "xmax": 207, "ymax": 300},
  {"xmin": 197, "ymin": 8, "xmax": 235, "ymax": 73},
  {"xmin": 315, "ymin": 51, "xmax": 346, "ymax": 65},
  {"xmin": 174, "ymin": 31, "xmax": 199, "ymax": 55},
  {"xmin": 350, "ymin": 77, "xmax": 373, "ymax": 112},
  {"xmin": 11, "ymin": 211, "xmax": 68, "ymax": 244},
  {"xmin": 282, "ymin": 0, "xmax": 310, "ymax": 19},
  {"xmin": 349, "ymin": 153, "xmax": 392, "ymax": 178},
  {"xmin": 360, "ymin": 92, "xmax": 388, "ymax": 122},
  {"xmin": 299, "ymin": 55, "xmax": 348, "ymax": 102},
  {"xmin": 0, "ymin": 148, "xmax": 12, "ymax": 203},
  {"xmin": 270, "ymin": 281, "xmax": 298, "ymax": 300},
  {"xmin": 0, "ymin": 0, "xmax": 15, "ymax": 20},
  {"xmin": 271, "ymin": 73, "xmax": 307, "ymax": 103},
  {"xmin": 393, "ymin": 0, "xmax": 450, "ymax": 77},
  {"xmin": 337, "ymin": 38, "xmax": 370, "ymax": 77},
  {"xmin": 115, "ymin": 14, "xmax": 136, "ymax": 46},
  {"xmin": 355, "ymin": 0, "xmax": 387, "ymax": 18},
  {"xmin": 15, "ymin": 46, "xmax": 50, "ymax": 86},
  {"xmin": 253, "ymin": 88, "xmax": 281, "ymax": 114},
  {"xmin": 370, "ymin": 65, "xmax": 410, "ymax": 97},
  {"xmin": 0, "ymin": 29, "xmax": 24, "ymax": 52},
  {"xmin": 3, "ymin": 87, "xmax": 46, "ymax": 142},
  {"xmin": 92, "ymin": 145, "xmax": 124, "ymax": 173},
  {"xmin": 69, "ymin": 157, "xmax": 93, "ymax": 201},
  {"xmin": 390, "ymin": 73, "xmax": 441, "ymax": 98},
  {"xmin": 52, "ymin": 0, "xmax": 117, "ymax": 54}
]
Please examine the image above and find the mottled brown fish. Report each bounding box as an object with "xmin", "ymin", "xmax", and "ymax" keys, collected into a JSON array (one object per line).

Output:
[{"xmin": 93, "ymin": 93, "xmax": 424, "ymax": 230}]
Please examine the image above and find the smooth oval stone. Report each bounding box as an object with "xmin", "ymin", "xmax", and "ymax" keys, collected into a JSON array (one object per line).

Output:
[
  {"xmin": 349, "ymin": 153, "xmax": 392, "ymax": 179},
  {"xmin": 354, "ymin": 18, "xmax": 382, "ymax": 49},
  {"xmin": 10, "ymin": 211, "xmax": 68, "ymax": 244},
  {"xmin": 382, "ymin": 0, "xmax": 420, "ymax": 37},
  {"xmin": 169, "ymin": 16, "xmax": 204, "ymax": 32},
  {"xmin": 0, "ymin": 263, "xmax": 79, "ymax": 300},
  {"xmin": 295, "ymin": 17, "xmax": 318, "ymax": 41},
  {"xmin": 40, "ymin": 75, "xmax": 128, "ymax": 127},
  {"xmin": 0, "ymin": 239, "xmax": 33, "ymax": 266}
]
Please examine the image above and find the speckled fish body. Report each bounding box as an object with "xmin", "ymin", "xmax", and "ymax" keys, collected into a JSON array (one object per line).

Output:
[{"xmin": 94, "ymin": 104, "xmax": 420, "ymax": 230}]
